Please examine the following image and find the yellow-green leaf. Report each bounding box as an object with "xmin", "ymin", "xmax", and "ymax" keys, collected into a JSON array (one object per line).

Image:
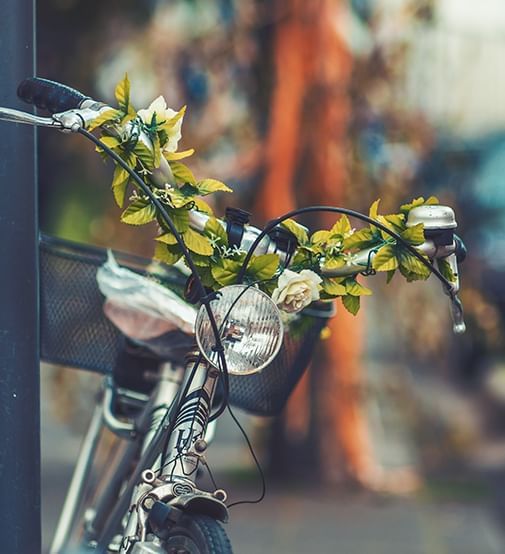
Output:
[
  {"xmin": 400, "ymin": 196, "xmax": 439, "ymax": 214},
  {"xmin": 88, "ymin": 108, "xmax": 121, "ymax": 131},
  {"xmin": 248, "ymin": 254, "xmax": 279, "ymax": 281},
  {"xmin": 183, "ymin": 227, "xmax": 214, "ymax": 256},
  {"xmin": 121, "ymin": 198, "xmax": 156, "ymax": 225},
  {"xmin": 372, "ymin": 245, "xmax": 399, "ymax": 272},
  {"xmin": 111, "ymin": 165, "xmax": 129, "ymax": 207},
  {"xmin": 211, "ymin": 259, "xmax": 242, "ymax": 286},
  {"xmin": 165, "ymin": 208, "xmax": 190, "ymax": 232},
  {"xmin": 330, "ymin": 215, "xmax": 351, "ymax": 237},
  {"xmin": 204, "ymin": 217, "xmax": 228, "ymax": 245},
  {"xmin": 193, "ymin": 197, "xmax": 213, "ymax": 215},
  {"xmin": 114, "ymin": 73, "xmax": 130, "ymax": 111},
  {"xmin": 401, "ymin": 223, "xmax": 425, "ymax": 245},
  {"xmin": 369, "ymin": 199, "xmax": 381, "ymax": 221},
  {"xmin": 152, "ymin": 132, "xmax": 161, "ymax": 169},
  {"xmin": 154, "ymin": 243, "xmax": 181, "ymax": 265},
  {"xmin": 345, "ymin": 279, "xmax": 372, "ymax": 296},
  {"xmin": 342, "ymin": 227, "xmax": 374, "ymax": 250},
  {"xmin": 133, "ymin": 140, "xmax": 155, "ymax": 168},
  {"xmin": 342, "ymin": 295, "xmax": 360, "ymax": 315},
  {"xmin": 437, "ymin": 258, "xmax": 457, "ymax": 282},
  {"xmin": 398, "ymin": 250, "xmax": 431, "ymax": 280},
  {"xmin": 322, "ymin": 277, "xmax": 346, "ymax": 296},
  {"xmin": 99, "ymin": 136, "xmax": 120, "ymax": 150},
  {"xmin": 160, "ymin": 105, "xmax": 186, "ymax": 131},
  {"xmin": 171, "ymin": 162, "xmax": 196, "ymax": 184},
  {"xmin": 156, "ymin": 232, "xmax": 178, "ymax": 245},
  {"xmin": 164, "ymin": 149, "xmax": 195, "ymax": 161},
  {"xmin": 311, "ymin": 230, "xmax": 330, "ymax": 244},
  {"xmin": 196, "ymin": 178, "xmax": 232, "ymax": 195},
  {"xmin": 323, "ymin": 256, "xmax": 347, "ymax": 270},
  {"xmin": 281, "ymin": 219, "xmax": 309, "ymax": 244}
]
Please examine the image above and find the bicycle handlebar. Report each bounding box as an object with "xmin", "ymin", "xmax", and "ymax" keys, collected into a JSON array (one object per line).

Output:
[{"xmin": 0, "ymin": 77, "xmax": 467, "ymax": 332}]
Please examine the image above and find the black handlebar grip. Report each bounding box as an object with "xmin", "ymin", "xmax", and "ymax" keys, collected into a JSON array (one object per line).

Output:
[{"xmin": 17, "ymin": 77, "xmax": 90, "ymax": 114}]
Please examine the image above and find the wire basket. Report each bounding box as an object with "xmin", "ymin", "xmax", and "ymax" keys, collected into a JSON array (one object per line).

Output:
[{"xmin": 40, "ymin": 234, "xmax": 330, "ymax": 416}]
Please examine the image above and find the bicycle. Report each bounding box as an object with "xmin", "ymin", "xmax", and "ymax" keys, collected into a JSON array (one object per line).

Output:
[{"xmin": 0, "ymin": 77, "xmax": 467, "ymax": 554}]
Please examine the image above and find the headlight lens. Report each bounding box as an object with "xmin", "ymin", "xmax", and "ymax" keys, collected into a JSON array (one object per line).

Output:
[{"xmin": 195, "ymin": 285, "xmax": 284, "ymax": 375}]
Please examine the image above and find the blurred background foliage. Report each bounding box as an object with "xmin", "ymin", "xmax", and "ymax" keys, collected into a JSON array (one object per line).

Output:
[{"xmin": 38, "ymin": 0, "xmax": 505, "ymax": 494}]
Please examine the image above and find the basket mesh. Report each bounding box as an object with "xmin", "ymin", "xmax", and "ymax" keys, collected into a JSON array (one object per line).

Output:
[{"xmin": 40, "ymin": 234, "xmax": 329, "ymax": 416}]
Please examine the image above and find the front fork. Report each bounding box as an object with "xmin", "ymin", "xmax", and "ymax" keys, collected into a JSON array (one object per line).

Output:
[{"xmin": 121, "ymin": 352, "xmax": 228, "ymax": 551}]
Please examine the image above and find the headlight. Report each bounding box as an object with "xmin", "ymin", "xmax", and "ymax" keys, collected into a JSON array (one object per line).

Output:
[{"xmin": 195, "ymin": 285, "xmax": 284, "ymax": 375}]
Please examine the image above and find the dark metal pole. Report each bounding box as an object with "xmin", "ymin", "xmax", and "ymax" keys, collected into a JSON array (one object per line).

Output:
[{"xmin": 0, "ymin": 1, "xmax": 40, "ymax": 553}]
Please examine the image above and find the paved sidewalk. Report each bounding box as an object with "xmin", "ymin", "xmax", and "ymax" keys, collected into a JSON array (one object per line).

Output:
[{"xmin": 224, "ymin": 488, "xmax": 504, "ymax": 554}]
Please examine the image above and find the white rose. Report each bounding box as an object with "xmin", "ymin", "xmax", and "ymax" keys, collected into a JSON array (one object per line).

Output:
[
  {"xmin": 271, "ymin": 269, "xmax": 322, "ymax": 313},
  {"xmin": 137, "ymin": 95, "xmax": 183, "ymax": 152}
]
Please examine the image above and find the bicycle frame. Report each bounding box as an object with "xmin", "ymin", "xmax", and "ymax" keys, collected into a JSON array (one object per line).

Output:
[{"xmin": 50, "ymin": 352, "xmax": 228, "ymax": 554}]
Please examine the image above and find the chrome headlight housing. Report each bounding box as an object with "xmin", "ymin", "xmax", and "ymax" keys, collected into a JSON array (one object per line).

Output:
[{"xmin": 195, "ymin": 285, "xmax": 284, "ymax": 376}]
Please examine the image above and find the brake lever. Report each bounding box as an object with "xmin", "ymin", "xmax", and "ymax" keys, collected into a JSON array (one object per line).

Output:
[
  {"xmin": 0, "ymin": 106, "xmax": 63, "ymax": 129},
  {"xmin": 449, "ymin": 294, "xmax": 466, "ymax": 334}
]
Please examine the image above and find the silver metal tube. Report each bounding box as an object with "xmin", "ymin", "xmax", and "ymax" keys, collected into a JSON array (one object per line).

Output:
[{"xmin": 49, "ymin": 402, "xmax": 104, "ymax": 554}]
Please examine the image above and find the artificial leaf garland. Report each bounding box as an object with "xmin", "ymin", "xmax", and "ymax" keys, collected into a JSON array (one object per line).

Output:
[{"xmin": 90, "ymin": 75, "xmax": 454, "ymax": 315}]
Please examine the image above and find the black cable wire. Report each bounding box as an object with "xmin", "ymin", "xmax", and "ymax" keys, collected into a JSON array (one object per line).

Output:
[
  {"xmin": 226, "ymin": 404, "xmax": 266, "ymax": 508},
  {"xmin": 236, "ymin": 206, "xmax": 455, "ymax": 296}
]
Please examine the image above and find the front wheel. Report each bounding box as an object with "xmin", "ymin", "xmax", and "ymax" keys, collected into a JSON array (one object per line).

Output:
[{"xmin": 163, "ymin": 515, "xmax": 233, "ymax": 554}]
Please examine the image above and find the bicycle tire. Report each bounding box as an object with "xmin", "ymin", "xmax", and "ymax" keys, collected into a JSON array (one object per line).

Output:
[{"xmin": 163, "ymin": 514, "xmax": 233, "ymax": 554}]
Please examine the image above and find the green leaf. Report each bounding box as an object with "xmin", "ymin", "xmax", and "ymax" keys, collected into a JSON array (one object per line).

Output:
[
  {"xmin": 171, "ymin": 162, "xmax": 196, "ymax": 184},
  {"xmin": 281, "ymin": 219, "xmax": 309, "ymax": 245},
  {"xmin": 330, "ymin": 215, "xmax": 351, "ymax": 237},
  {"xmin": 372, "ymin": 245, "xmax": 399, "ymax": 272},
  {"xmin": 247, "ymin": 254, "xmax": 279, "ymax": 281},
  {"xmin": 196, "ymin": 178, "xmax": 232, "ymax": 195},
  {"xmin": 386, "ymin": 269, "xmax": 396, "ymax": 284},
  {"xmin": 342, "ymin": 295, "xmax": 360, "ymax": 315},
  {"xmin": 322, "ymin": 277, "xmax": 346, "ymax": 296},
  {"xmin": 437, "ymin": 258, "xmax": 457, "ymax": 282},
  {"xmin": 401, "ymin": 223, "xmax": 425, "ymax": 245},
  {"xmin": 154, "ymin": 243, "xmax": 181, "ymax": 265},
  {"xmin": 88, "ymin": 108, "xmax": 121, "ymax": 131},
  {"xmin": 197, "ymin": 266, "xmax": 219, "ymax": 288},
  {"xmin": 164, "ymin": 148, "xmax": 195, "ymax": 161},
  {"xmin": 342, "ymin": 227, "xmax": 374, "ymax": 250},
  {"xmin": 182, "ymin": 227, "xmax": 214, "ymax": 256},
  {"xmin": 345, "ymin": 279, "xmax": 372, "ymax": 296},
  {"xmin": 114, "ymin": 73, "xmax": 130, "ymax": 112},
  {"xmin": 191, "ymin": 253, "xmax": 213, "ymax": 267},
  {"xmin": 121, "ymin": 198, "xmax": 156, "ymax": 225},
  {"xmin": 204, "ymin": 217, "xmax": 228, "ymax": 245},
  {"xmin": 211, "ymin": 259, "xmax": 242, "ymax": 286}
]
